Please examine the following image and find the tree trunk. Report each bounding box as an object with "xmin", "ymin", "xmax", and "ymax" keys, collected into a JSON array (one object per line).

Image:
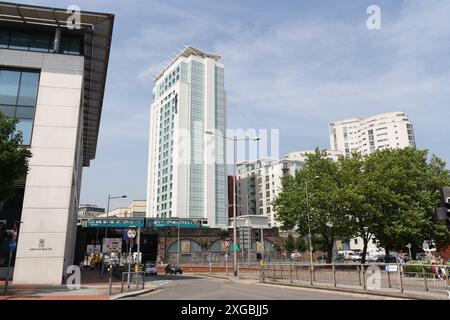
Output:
[
  {"xmin": 384, "ymin": 247, "xmax": 390, "ymax": 263},
  {"xmin": 326, "ymin": 241, "xmax": 333, "ymax": 264},
  {"xmin": 411, "ymin": 243, "xmax": 418, "ymax": 261},
  {"xmin": 361, "ymin": 237, "xmax": 369, "ymax": 264}
]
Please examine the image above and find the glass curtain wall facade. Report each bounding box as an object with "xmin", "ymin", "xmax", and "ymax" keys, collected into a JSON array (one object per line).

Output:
[
  {"xmin": 189, "ymin": 61, "xmax": 205, "ymax": 218},
  {"xmin": 0, "ymin": 69, "xmax": 40, "ymax": 145},
  {"xmin": 214, "ymin": 66, "xmax": 226, "ymax": 225},
  {"xmin": 147, "ymin": 47, "xmax": 227, "ymax": 227}
]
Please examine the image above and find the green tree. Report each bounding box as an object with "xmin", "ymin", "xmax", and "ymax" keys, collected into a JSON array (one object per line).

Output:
[
  {"xmin": 295, "ymin": 236, "xmax": 307, "ymax": 252},
  {"xmin": 284, "ymin": 234, "xmax": 295, "ymax": 253},
  {"xmin": 274, "ymin": 149, "xmax": 353, "ymax": 263},
  {"xmin": 0, "ymin": 112, "xmax": 32, "ymax": 202},
  {"xmin": 365, "ymin": 148, "xmax": 450, "ymax": 258},
  {"xmin": 336, "ymin": 152, "xmax": 381, "ymax": 263}
]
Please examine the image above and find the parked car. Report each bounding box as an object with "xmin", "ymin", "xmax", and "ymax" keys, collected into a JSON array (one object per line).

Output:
[
  {"xmin": 165, "ymin": 263, "xmax": 183, "ymax": 275},
  {"xmin": 290, "ymin": 252, "xmax": 302, "ymax": 260},
  {"xmin": 145, "ymin": 262, "xmax": 158, "ymax": 276}
]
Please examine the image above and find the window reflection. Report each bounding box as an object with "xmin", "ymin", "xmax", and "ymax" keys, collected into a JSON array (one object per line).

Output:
[
  {"xmin": 0, "ymin": 69, "xmax": 40, "ymax": 145},
  {"xmin": 0, "ymin": 29, "xmax": 81, "ymax": 55}
]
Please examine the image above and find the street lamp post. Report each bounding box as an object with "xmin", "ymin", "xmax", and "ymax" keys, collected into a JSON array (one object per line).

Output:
[
  {"xmin": 101, "ymin": 194, "xmax": 127, "ymax": 277},
  {"xmin": 205, "ymin": 130, "xmax": 259, "ymax": 277},
  {"xmin": 104, "ymin": 194, "xmax": 127, "ymax": 238}
]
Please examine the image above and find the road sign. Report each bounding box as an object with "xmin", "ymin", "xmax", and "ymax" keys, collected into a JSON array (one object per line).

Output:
[
  {"xmin": 87, "ymin": 218, "xmax": 145, "ymax": 228},
  {"xmin": 385, "ymin": 265, "xmax": 398, "ymax": 272},
  {"xmin": 233, "ymin": 243, "xmax": 239, "ymax": 252},
  {"xmin": 9, "ymin": 240, "xmax": 16, "ymax": 250},
  {"xmin": 102, "ymin": 238, "xmax": 122, "ymax": 253},
  {"xmin": 224, "ymin": 240, "xmax": 230, "ymax": 248},
  {"xmin": 127, "ymin": 229, "xmax": 137, "ymax": 239},
  {"xmin": 256, "ymin": 241, "xmax": 264, "ymax": 252}
]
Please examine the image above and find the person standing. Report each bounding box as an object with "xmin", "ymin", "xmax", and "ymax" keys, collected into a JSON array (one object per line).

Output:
[{"xmin": 439, "ymin": 257, "xmax": 447, "ymax": 280}]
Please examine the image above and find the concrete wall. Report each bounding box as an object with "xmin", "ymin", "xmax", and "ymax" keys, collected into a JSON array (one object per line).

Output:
[{"xmin": 0, "ymin": 49, "xmax": 84, "ymax": 284}]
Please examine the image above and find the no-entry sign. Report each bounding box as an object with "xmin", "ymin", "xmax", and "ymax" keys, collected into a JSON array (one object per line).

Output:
[{"xmin": 127, "ymin": 229, "xmax": 137, "ymax": 239}]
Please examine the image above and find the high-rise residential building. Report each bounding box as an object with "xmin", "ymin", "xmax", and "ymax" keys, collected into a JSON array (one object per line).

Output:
[
  {"xmin": 329, "ymin": 111, "xmax": 416, "ymax": 157},
  {"xmin": 285, "ymin": 150, "xmax": 344, "ymax": 162},
  {"xmin": 236, "ymin": 158, "xmax": 304, "ymax": 228},
  {"xmin": 146, "ymin": 46, "xmax": 227, "ymax": 228},
  {"xmin": 0, "ymin": 3, "xmax": 114, "ymax": 284}
]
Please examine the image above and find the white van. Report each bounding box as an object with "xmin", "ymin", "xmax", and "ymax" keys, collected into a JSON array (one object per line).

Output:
[{"xmin": 337, "ymin": 250, "xmax": 355, "ymax": 260}]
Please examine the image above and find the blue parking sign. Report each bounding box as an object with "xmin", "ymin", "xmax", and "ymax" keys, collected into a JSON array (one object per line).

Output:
[{"xmin": 9, "ymin": 240, "xmax": 17, "ymax": 250}]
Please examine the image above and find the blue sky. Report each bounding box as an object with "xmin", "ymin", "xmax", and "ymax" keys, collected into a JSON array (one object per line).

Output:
[{"xmin": 11, "ymin": 0, "xmax": 450, "ymax": 210}]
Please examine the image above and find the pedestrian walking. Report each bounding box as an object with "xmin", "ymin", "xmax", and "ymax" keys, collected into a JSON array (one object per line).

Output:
[{"xmin": 83, "ymin": 255, "xmax": 89, "ymax": 271}]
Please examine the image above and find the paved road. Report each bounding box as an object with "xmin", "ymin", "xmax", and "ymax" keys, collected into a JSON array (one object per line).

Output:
[{"xmin": 127, "ymin": 275, "xmax": 400, "ymax": 300}]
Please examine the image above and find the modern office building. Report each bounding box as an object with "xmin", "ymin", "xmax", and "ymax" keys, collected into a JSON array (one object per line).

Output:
[
  {"xmin": 0, "ymin": 3, "xmax": 114, "ymax": 284},
  {"xmin": 236, "ymin": 158, "xmax": 305, "ymax": 228},
  {"xmin": 146, "ymin": 46, "xmax": 227, "ymax": 228},
  {"xmin": 329, "ymin": 111, "xmax": 416, "ymax": 157}
]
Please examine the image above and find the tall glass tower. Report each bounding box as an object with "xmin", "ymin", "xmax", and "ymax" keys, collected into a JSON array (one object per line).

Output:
[{"xmin": 146, "ymin": 46, "xmax": 227, "ymax": 228}]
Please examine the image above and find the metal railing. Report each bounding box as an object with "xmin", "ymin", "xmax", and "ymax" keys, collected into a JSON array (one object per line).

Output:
[
  {"xmin": 119, "ymin": 271, "xmax": 145, "ymax": 294},
  {"xmin": 259, "ymin": 262, "xmax": 449, "ymax": 299}
]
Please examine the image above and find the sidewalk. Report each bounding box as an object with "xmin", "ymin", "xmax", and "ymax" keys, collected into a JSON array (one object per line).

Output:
[{"xmin": 0, "ymin": 270, "xmax": 155, "ymax": 300}]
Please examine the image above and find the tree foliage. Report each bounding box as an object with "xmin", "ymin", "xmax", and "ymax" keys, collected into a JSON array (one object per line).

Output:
[
  {"xmin": 274, "ymin": 147, "xmax": 450, "ymax": 263},
  {"xmin": 0, "ymin": 112, "xmax": 32, "ymax": 202}
]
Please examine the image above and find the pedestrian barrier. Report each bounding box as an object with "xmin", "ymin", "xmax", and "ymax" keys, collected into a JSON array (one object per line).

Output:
[
  {"xmin": 119, "ymin": 271, "xmax": 145, "ymax": 294},
  {"xmin": 259, "ymin": 262, "xmax": 449, "ymax": 299}
]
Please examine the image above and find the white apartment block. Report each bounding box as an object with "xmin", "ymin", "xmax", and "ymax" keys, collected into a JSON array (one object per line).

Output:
[
  {"xmin": 329, "ymin": 111, "xmax": 416, "ymax": 157},
  {"xmin": 285, "ymin": 150, "xmax": 344, "ymax": 162},
  {"xmin": 236, "ymin": 158, "xmax": 305, "ymax": 228},
  {"xmin": 0, "ymin": 3, "xmax": 113, "ymax": 284},
  {"xmin": 146, "ymin": 46, "xmax": 227, "ymax": 228}
]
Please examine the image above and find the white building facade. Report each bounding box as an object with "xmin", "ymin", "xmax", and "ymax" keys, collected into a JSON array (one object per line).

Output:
[
  {"xmin": 329, "ymin": 111, "xmax": 416, "ymax": 157},
  {"xmin": 236, "ymin": 158, "xmax": 305, "ymax": 228},
  {"xmin": 284, "ymin": 150, "xmax": 344, "ymax": 162},
  {"xmin": 146, "ymin": 46, "xmax": 227, "ymax": 228},
  {"xmin": 0, "ymin": 3, "xmax": 114, "ymax": 284}
]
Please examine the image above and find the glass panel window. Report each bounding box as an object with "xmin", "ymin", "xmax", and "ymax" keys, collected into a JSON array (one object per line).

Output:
[
  {"xmin": 0, "ymin": 69, "xmax": 40, "ymax": 146},
  {"xmin": 17, "ymin": 72, "xmax": 39, "ymax": 106},
  {"xmin": 9, "ymin": 31, "xmax": 30, "ymax": 50},
  {"xmin": 15, "ymin": 119, "xmax": 33, "ymax": 145},
  {"xmin": 0, "ymin": 70, "xmax": 21, "ymax": 105},
  {"xmin": 29, "ymin": 33, "xmax": 51, "ymax": 52},
  {"xmin": 0, "ymin": 105, "xmax": 15, "ymax": 117},
  {"xmin": 15, "ymin": 106, "xmax": 35, "ymax": 119},
  {"xmin": 0, "ymin": 30, "xmax": 9, "ymax": 48}
]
